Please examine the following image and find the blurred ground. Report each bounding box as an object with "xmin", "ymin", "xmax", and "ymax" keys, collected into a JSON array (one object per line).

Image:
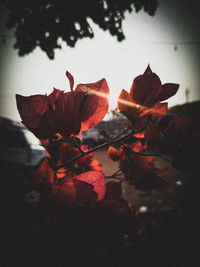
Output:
[
  {"xmin": 94, "ymin": 148, "xmax": 119, "ymax": 177},
  {"xmin": 94, "ymin": 149, "xmax": 188, "ymax": 212}
]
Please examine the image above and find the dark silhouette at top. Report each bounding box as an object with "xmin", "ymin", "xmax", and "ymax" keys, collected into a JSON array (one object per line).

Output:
[{"xmin": 2, "ymin": 0, "xmax": 158, "ymax": 59}]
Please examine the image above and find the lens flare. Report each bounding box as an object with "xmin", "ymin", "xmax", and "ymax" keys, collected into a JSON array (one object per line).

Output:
[{"xmin": 82, "ymin": 86, "xmax": 166, "ymax": 117}]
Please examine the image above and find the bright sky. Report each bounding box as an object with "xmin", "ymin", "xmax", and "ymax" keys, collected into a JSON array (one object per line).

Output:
[{"xmin": 0, "ymin": 0, "xmax": 199, "ymax": 121}]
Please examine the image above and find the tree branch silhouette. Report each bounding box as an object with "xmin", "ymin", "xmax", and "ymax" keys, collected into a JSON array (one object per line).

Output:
[{"xmin": 2, "ymin": 0, "xmax": 158, "ymax": 59}]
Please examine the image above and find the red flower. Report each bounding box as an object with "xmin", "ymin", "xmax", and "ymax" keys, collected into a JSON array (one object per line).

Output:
[
  {"xmin": 57, "ymin": 143, "xmax": 103, "ymax": 172},
  {"xmin": 16, "ymin": 71, "xmax": 109, "ymax": 139},
  {"xmin": 160, "ymin": 113, "xmax": 198, "ymax": 151},
  {"xmin": 122, "ymin": 154, "xmax": 165, "ymax": 191},
  {"xmin": 144, "ymin": 122, "xmax": 162, "ymax": 148},
  {"xmin": 37, "ymin": 139, "xmax": 103, "ymax": 182},
  {"xmin": 35, "ymin": 155, "xmax": 105, "ymax": 210},
  {"xmin": 56, "ymin": 143, "xmax": 94, "ymax": 166},
  {"xmin": 86, "ymin": 159, "xmax": 103, "ymax": 172},
  {"xmin": 76, "ymin": 145, "xmax": 95, "ymax": 167},
  {"xmin": 51, "ymin": 171, "xmax": 105, "ymax": 210},
  {"xmin": 118, "ymin": 65, "xmax": 179, "ymax": 114},
  {"xmin": 36, "ymin": 158, "xmax": 56, "ymax": 184},
  {"xmin": 118, "ymin": 142, "xmax": 166, "ymax": 191}
]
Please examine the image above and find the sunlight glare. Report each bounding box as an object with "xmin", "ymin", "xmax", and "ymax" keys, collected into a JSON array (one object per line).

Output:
[{"xmin": 83, "ymin": 86, "xmax": 167, "ymax": 117}]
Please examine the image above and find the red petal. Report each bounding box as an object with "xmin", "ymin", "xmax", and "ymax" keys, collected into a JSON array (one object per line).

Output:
[
  {"xmin": 77, "ymin": 146, "xmax": 95, "ymax": 166},
  {"xmin": 51, "ymin": 179, "xmax": 77, "ymax": 209},
  {"xmin": 56, "ymin": 91, "xmax": 82, "ymax": 136},
  {"xmin": 16, "ymin": 94, "xmax": 58, "ymax": 139},
  {"xmin": 130, "ymin": 72, "xmax": 162, "ymax": 108},
  {"xmin": 157, "ymin": 83, "xmax": 179, "ymax": 102},
  {"xmin": 87, "ymin": 159, "xmax": 103, "ymax": 172},
  {"xmin": 158, "ymin": 115, "xmax": 174, "ymax": 133},
  {"xmin": 75, "ymin": 78, "xmax": 109, "ymax": 131},
  {"xmin": 152, "ymin": 102, "xmax": 168, "ymax": 119},
  {"xmin": 119, "ymin": 153, "xmax": 129, "ymax": 173},
  {"xmin": 140, "ymin": 103, "xmax": 168, "ymax": 124},
  {"xmin": 36, "ymin": 91, "xmax": 82, "ymax": 138},
  {"xmin": 127, "ymin": 155, "xmax": 166, "ymax": 191},
  {"xmin": 146, "ymin": 156, "xmax": 156, "ymax": 163},
  {"xmin": 48, "ymin": 88, "xmax": 64, "ymax": 111},
  {"xmin": 48, "ymin": 88, "xmax": 64, "ymax": 103},
  {"xmin": 36, "ymin": 158, "xmax": 55, "ymax": 184},
  {"xmin": 132, "ymin": 140, "xmax": 145, "ymax": 152},
  {"xmin": 75, "ymin": 171, "xmax": 105, "ymax": 200},
  {"xmin": 16, "ymin": 94, "xmax": 49, "ymax": 130},
  {"xmin": 143, "ymin": 64, "xmax": 152, "ymax": 75},
  {"xmin": 117, "ymin": 89, "xmax": 137, "ymax": 113},
  {"xmin": 51, "ymin": 175, "xmax": 98, "ymax": 210},
  {"xmin": 66, "ymin": 71, "xmax": 74, "ymax": 91},
  {"xmin": 145, "ymin": 122, "xmax": 162, "ymax": 148},
  {"xmin": 134, "ymin": 131, "xmax": 145, "ymax": 138},
  {"xmin": 56, "ymin": 167, "xmax": 69, "ymax": 180},
  {"xmin": 59, "ymin": 143, "xmax": 80, "ymax": 163},
  {"xmin": 73, "ymin": 179, "xmax": 97, "ymax": 207}
]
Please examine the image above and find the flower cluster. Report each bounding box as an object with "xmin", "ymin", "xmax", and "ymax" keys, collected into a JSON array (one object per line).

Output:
[
  {"xmin": 16, "ymin": 71, "xmax": 109, "ymax": 139},
  {"xmin": 16, "ymin": 66, "xmax": 184, "ymax": 214}
]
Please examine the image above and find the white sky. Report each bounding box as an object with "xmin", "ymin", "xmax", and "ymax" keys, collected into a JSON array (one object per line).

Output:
[{"xmin": 0, "ymin": 1, "xmax": 200, "ymax": 121}]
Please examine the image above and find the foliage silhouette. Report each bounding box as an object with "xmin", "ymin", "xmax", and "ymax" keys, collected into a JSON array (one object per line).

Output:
[{"xmin": 2, "ymin": 0, "xmax": 158, "ymax": 59}]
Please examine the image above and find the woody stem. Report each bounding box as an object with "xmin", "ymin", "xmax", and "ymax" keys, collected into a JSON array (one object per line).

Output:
[
  {"xmin": 105, "ymin": 169, "xmax": 122, "ymax": 179},
  {"xmin": 55, "ymin": 127, "xmax": 144, "ymax": 170},
  {"xmin": 55, "ymin": 125, "xmax": 170, "ymax": 171},
  {"xmin": 72, "ymin": 136, "xmax": 84, "ymax": 154},
  {"xmin": 120, "ymin": 142, "xmax": 171, "ymax": 161}
]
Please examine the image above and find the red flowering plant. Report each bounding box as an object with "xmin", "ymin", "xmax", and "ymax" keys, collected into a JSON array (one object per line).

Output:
[
  {"xmin": 16, "ymin": 66, "xmax": 180, "ymax": 218},
  {"xmin": 117, "ymin": 65, "xmax": 178, "ymax": 138},
  {"xmin": 106, "ymin": 65, "xmax": 179, "ymax": 194},
  {"xmin": 16, "ymin": 71, "xmax": 109, "ymax": 212},
  {"xmin": 10, "ymin": 65, "xmax": 200, "ymax": 266}
]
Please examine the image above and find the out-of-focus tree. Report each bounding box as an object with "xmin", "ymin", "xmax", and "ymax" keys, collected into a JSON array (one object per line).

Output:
[{"xmin": 2, "ymin": 0, "xmax": 158, "ymax": 59}]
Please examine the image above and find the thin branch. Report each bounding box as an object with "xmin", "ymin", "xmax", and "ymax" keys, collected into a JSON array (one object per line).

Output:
[
  {"xmin": 133, "ymin": 151, "xmax": 171, "ymax": 161},
  {"xmin": 73, "ymin": 136, "xmax": 84, "ymax": 154},
  {"xmin": 112, "ymin": 169, "xmax": 122, "ymax": 176},
  {"xmin": 55, "ymin": 127, "xmax": 145, "ymax": 170},
  {"xmin": 121, "ymin": 143, "xmax": 171, "ymax": 161},
  {"xmin": 111, "ymin": 126, "xmax": 131, "ymax": 140},
  {"xmin": 105, "ymin": 176, "xmax": 122, "ymax": 180},
  {"xmin": 105, "ymin": 169, "xmax": 122, "ymax": 179}
]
